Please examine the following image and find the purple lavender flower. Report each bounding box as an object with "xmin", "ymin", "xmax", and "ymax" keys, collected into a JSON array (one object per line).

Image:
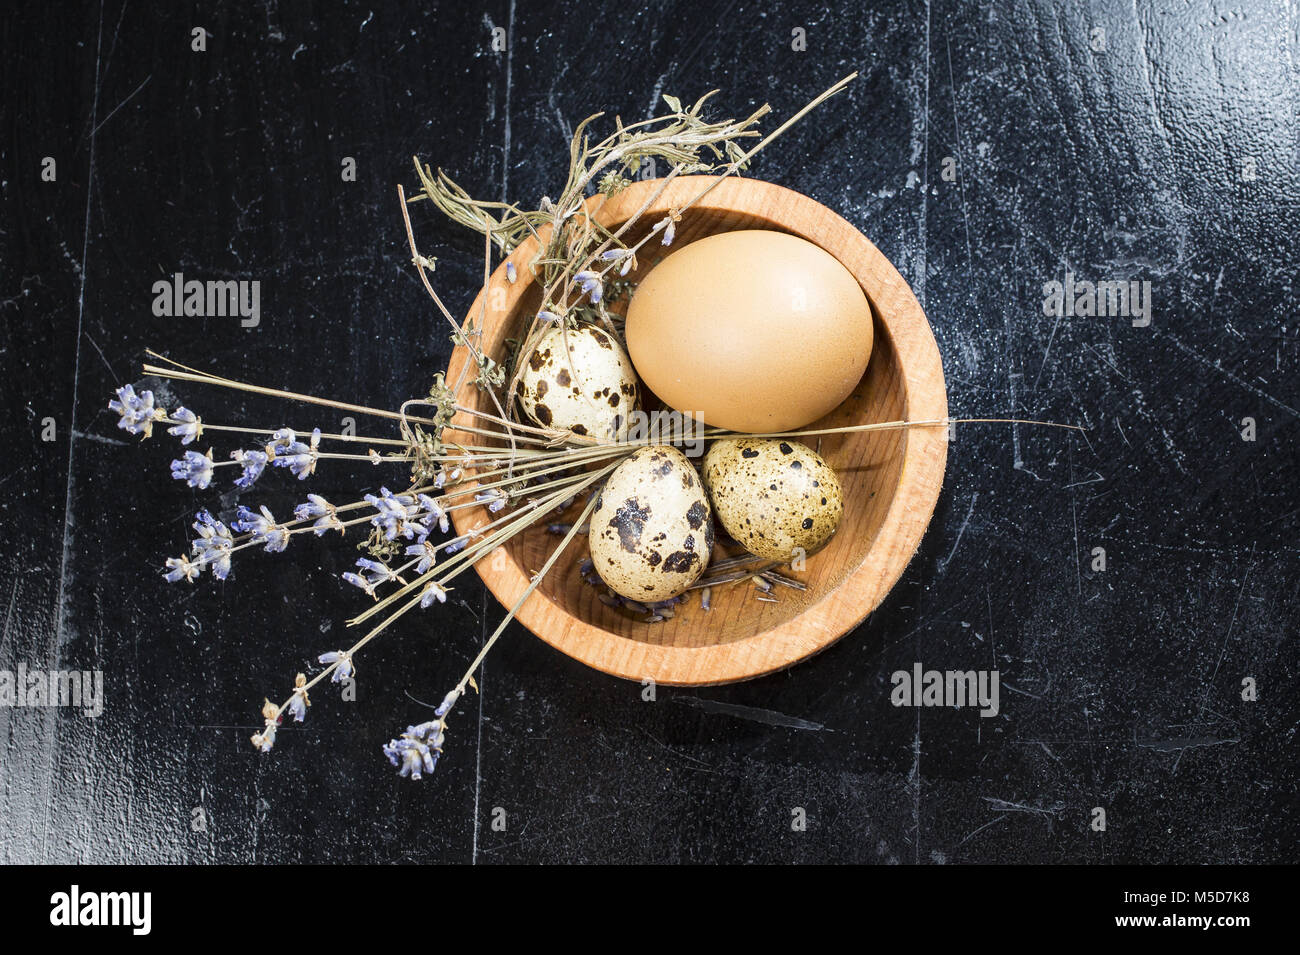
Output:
[
  {"xmin": 475, "ymin": 488, "xmax": 508, "ymax": 513},
  {"xmin": 601, "ymin": 248, "xmax": 634, "ymax": 276},
  {"xmin": 537, "ymin": 309, "xmax": 561, "ymax": 324},
  {"xmin": 405, "ymin": 540, "xmax": 439, "ymax": 574},
  {"xmin": 233, "ymin": 504, "xmax": 290, "ymax": 552},
  {"xmin": 163, "ymin": 555, "xmax": 200, "ymax": 583},
  {"xmin": 341, "ymin": 571, "xmax": 375, "ymax": 597},
  {"xmin": 419, "ymin": 582, "xmax": 448, "ymax": 608},
  {"xmin": 294, "ymin": 493, "xmax": 342, "ymax": 535},
  {"xmin": 272, "ymin": 428, "xmax": 321, "ymax": 480},
  {"xmin": 433, "ymin": 467, "xmax": 462, "ymax": 490},
  {"xmin": 230, "ymin": 448, "xmax": 269, "ymax": 488},
  {"xmin": 286, "ymin": 675, "xmax": 310, "ymax": 722},
  {"xmin": 166, "ymin": 407, "xmax": 202, "ymax": 445},
  {"xmin": 251, "ymin": 720, "xmax": 278, "ymax": 753},
  {"xmin": 434, "ymin": 688, "xmax": 461, "ymax": 718},
  {"xmin": 405, "ymin": 494, "xmax": 443, "ymax": 542},
  {"xmin": 364, "ymin": 486, "xmax": 420, "ymax": 541},
  {"xmin": 170, "ymin": 449, "xmax": 215, "ymax": 489},
  {"xmin": 293, "ymin": 493, "xmax": 328, "ymax": 521},
  {"xmin": 191, "ymin": 510, "xmax": 234, "ymax": 580},
  {"xmin": 506, "ymin": 261, "xmax": 517, "ymax": 283},
  {"xmin": 108, "ymin": 384, "xmax": 162, "ymax": 438},
  {"xmin": 354, "ymin": 557, "xmax": 402, "ymax": 587},
  {"xmin": 662, "ymin": 218, "xmax": 677, "ymax": 245},
  {"xmin": 318, "ymin": 650, "xmax": 354, "ymax": 683},
  {"xmin": 381, "ymin": 720, "xmax": 445, "ymax": 780},
  {"xmin": 574, "ymin": 270, "xmax": 603, "ymax": 304},
  {"xmin": 265, "ymin": 428, "xmax": 296, "ymax": 454}
]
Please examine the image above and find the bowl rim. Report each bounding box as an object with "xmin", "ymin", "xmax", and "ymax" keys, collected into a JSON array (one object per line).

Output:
[{"xmin": 447, "ymin": 175, "xmax": 948, "ymax": 686}]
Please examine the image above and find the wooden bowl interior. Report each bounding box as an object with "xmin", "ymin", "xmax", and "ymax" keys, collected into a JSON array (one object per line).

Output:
[{"xmin": 453, "ymin": 196, "xmax": 907, "ymax": 651}]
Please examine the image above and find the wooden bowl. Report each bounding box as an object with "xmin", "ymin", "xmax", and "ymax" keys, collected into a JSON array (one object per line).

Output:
[{"xmin": 446, "ymin": 176, "xmax": 947, "ymax": 686}]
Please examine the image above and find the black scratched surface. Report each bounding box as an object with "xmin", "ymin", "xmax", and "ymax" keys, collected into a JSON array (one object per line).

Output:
[{"xmin": 1, "ymin": 0, "xmax": 1297, "ymax": 864}]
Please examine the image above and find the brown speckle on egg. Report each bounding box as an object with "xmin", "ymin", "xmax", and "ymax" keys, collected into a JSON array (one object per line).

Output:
[
  {"xmin": 610, "ymin": 498, "xmax": 650, "ymax": 553},
  {"xmin": 662, "ymin": 551, "xmax": 698, "ymax": 574}
]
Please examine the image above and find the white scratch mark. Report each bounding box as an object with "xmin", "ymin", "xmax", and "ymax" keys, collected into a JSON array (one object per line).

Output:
[
  {"xmin": 645, "ymin": 72, "xmax": 668, "ymax": 121},
  {"xmin": 944, "ymin": 33, "xmax": 975, "ymax": 276},
  {"xmin": 1031, "ymin": 306, "xmax": 1064, "ymax": 393},
  {"xmin": 1070, "ymin": 439, "xmax": 1082, "ymax": 595},
  {"xmin": 500, "ymin": 0, "xmax": 515, "ymax": 202},
  {"xmin": 983, "ymin": 797, "xmax": 1064, "ymax": 818},
  {"xmin": 1173, "ymin": 549, "xmax": 1255, "ymax": 773},
  {"xmin": 91, "ymin": 74, "xmax": 151, "ymax": 136},
  {"xmin": 1158, "ymin": 329, "xmax": 1299, "ymax": 418},
  {"xmin": 44, "ymin": 0, "xmax": 105, "ymax": 861},
  {"xmin": 939, "ymin": 492, "xmax": 977, "ymax": 573},
  {"xmin": 71, "ymin": 429, "xmax": 126, "ymax": 447}
]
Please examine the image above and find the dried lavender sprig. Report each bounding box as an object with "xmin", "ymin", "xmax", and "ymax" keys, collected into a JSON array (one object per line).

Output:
[
  {"xmin": 414, "ymin": 89, "xmax": 776, "ymax": 399},
  {"xmin": 157, "ymin": 414, "xmax": 408, "ymax": 447},
  {"xmin": 258, "ymin": 467, "xmax": 612, "ymax": 758},
  {"xmin": 111, "ymin": 386, "xmax": 421, "ymax": 491},
  {"xmin": 381, "ymin": 484, "xmax": 604, "ymax": 780},
  {"xmin": 395, "ymin": 191, "xmax": 527, "ymax": 466},
  {"xmin": 142, "ymin": 351, "xmax": 448, "ymax": 429},
  {"xmin": 346, "ymin": 464, "xmax": 614, "ymax": 629},
  {"xmin": 576, "ymin": 557, "xmax": 683, "ymax": 622},
  {"xmin": 547, "ymin": 75, "xmax": 859, "ymax": 322},
  {"xmin": 433, "ymin": 452, "xmax": 598, "ymax": 495},
  {"xmin": 431, "ymin": 417, "xmax": 1084, "ymax": 476},
  {"xmin": 161, "ymin": 485, "xmax": 440, "ymax": 581},
  {"xmin": 256, "ymin": 583, "xmax": 432, "ymax": 749},
  {"xmin": 708, "ymin": 417, "xmax": 1085, "ymax": 441},
  {"xmin": 165, "ymin": 511, "xmax": 374, "ymax": 580}
]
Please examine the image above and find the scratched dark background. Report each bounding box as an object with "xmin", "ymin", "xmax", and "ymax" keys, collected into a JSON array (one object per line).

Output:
[{"xmin": 1, "ymin": 0, "xmax": 1296, "ymax": 865}]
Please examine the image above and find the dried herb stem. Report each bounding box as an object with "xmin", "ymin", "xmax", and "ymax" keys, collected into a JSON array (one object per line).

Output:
[{"xmin": 445, "ymin": 483, "xmax": 604, "ymax": 703}]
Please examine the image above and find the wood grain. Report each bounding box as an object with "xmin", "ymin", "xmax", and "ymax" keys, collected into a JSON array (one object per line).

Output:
[{"xmin": 446, "ymin": 176, "xmax": 947, "ymax": 686}]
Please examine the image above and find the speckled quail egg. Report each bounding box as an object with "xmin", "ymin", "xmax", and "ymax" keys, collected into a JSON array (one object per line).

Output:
[
  {"xmin": 589, "ymin": 446, "xmax": 714, "ymax": 601},
  {"xmin": 702, "ymin": 438, "xmax": 843, "ymax": 561},
  {"xmin": 516, "ymin": 324, "xmax": 639, "ymax": 439}
]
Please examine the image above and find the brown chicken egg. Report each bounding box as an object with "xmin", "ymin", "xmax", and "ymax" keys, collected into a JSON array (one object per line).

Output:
[{"xmin": 625, "ymin": 229, "xmax": 873, "ymax": 433}]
